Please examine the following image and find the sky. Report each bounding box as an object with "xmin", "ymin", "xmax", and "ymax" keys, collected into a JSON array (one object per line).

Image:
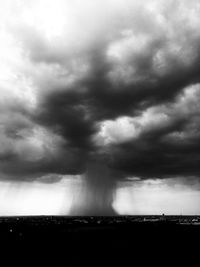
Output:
[{"xmin": 0, "ymin": 0, "xmax": 200, "ymax": 215}]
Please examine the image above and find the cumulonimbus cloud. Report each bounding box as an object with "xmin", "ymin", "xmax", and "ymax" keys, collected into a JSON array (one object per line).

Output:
[{"xmin": 1, "ymin": 0, "xmax": 200, "ymax": 181}]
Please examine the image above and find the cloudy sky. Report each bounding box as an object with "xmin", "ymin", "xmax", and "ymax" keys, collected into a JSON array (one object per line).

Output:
[{"xmin": 1, "ymin": 0, "xmax": 200, "ymax": 215}]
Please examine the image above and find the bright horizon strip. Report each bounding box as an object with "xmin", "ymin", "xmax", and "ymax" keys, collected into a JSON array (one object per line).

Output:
[
  {"xmin": 113, "ymin": 179, "xmax": 200, "ymax": 215},
  {"xmin": 0, "ymin": 177, "xmax": 199, "ymax": 216}
]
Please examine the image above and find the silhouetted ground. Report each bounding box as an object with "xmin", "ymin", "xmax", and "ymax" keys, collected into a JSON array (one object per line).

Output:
[{"xmin": 0, "ymin": 216, "xmax": 199, "ymax": 266}]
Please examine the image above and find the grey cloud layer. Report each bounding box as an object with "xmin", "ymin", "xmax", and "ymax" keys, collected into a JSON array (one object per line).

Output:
[{"xmin": 1, "ymin": 0, "xmax": 200, "ymax": 180}]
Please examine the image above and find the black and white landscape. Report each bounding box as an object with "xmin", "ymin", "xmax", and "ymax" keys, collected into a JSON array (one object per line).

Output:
[{"xmin": 0, "ymin": 0, "xmax": 200, "ymax": 265}]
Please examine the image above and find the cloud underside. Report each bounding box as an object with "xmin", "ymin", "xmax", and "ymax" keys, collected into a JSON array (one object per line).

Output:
[{"xmin": 1, "ymin": 0, "xmax": 200, "ymax": 180}]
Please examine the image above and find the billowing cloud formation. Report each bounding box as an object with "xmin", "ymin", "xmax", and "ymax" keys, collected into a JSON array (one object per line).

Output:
[{"xmin": 1, "ymin": 0, "xmax": 200, "ymax": 184}]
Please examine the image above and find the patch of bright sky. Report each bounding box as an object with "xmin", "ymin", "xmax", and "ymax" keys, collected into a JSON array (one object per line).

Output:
[
  {"xmin": 113, "ymin": 178, "xmax": 200, "ymax": 215},
  {"xmin": 0, "ymin": 177, "xmax": 80, "ymax": 216}
]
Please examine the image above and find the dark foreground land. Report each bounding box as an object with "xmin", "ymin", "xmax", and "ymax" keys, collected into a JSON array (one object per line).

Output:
[{"xmin": 0, "ymin": 215, "xmax": 200, "ymax": 266}]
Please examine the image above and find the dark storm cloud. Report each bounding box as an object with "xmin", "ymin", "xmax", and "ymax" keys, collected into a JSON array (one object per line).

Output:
[
  {"xmin": 111, "ymin": 133, "xmax": 200, "ymax": 179},
  {"xmin": 75, "ymin": 48, "xmax": 200, "ymax": 122},
  {"xmin": 34, "ymin": 90, "xmax": 97, "ymax": 150},
  {"xmin": 108, "ymin": 94, "xmax": 200, "ymax": 179},
  {"xmin": 2, "ymin": 0, "xmax": 200, "ymax": 182}
]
